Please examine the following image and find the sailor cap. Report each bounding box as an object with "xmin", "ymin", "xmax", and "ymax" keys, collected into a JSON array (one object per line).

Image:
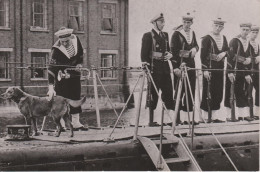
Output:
[
  {"xmin": 213, "ymin": 17, "xmax": 226, "ymax": 26},
  {"xmin": 251, "ymin": 25, "xmax": 259, "ymax": 31},
  {"xmin": 55, "ymin": 27, "xmax": 73, "ymax": 41},
  {"xmin": 150, "ymin": 13, "xmax": 164, "ymax": 23},
  {"xmin": 240, "ymin": 22, "xmax": 252, "ymax": 28},
  {"xmin": 182, "ymin": 12, "xmax": 193, "ymax": 21}
]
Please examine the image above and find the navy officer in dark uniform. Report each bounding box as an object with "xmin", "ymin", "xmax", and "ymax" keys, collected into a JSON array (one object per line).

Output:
[
  {"xmin": 141, "ymin": 13, "xmax": 174, "ymax": 126},
  {"xmin": 200, "ymin": 18, "xmax": 229, "ymax": 123},
  {"xmin": 170, "ymin": 13, "xmax": 199, "ymax": 124},
  {"xmin": 249, "ymin": 25, "xmax": 260, "ymax": 119},
  {"xmin": 224, "ymin": 23, "xmax": 254, "ymax": 121},
  {"xmin": 47, "ymin": 27, "xmax": 86, "ymax": 130}
]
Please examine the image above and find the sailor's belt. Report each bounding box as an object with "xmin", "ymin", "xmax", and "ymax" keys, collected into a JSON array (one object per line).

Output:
[
  {"xmin": 152, "ymin": 51, "xmax": 165, "ymax": 60},
  {"xmin": 179, "ymin": 50, "xmax": 191, "ymax": 58},
  {"xmin": 208, "ymin": 53, "xmax": 219, "ymax": 61},
  {"xmin": 234, "ymin": 55, "xmax": 246, "ymax": 63}
]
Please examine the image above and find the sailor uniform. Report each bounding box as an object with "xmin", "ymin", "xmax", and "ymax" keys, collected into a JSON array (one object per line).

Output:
[
  {"xmin": 48, "ymin": 34, "xmax": 83, "ymax": 114},
  {"xmin": 200, "ymin": 33, "xmax": 228, "ymax": 120},
  {"xmin": 170, "ymin": 27, "xmax": 199, "ymax": 122},
  {"xmin": 250, "ymin": 40, "xmax": 259, "ymax": 107},
  {"xmin": 141, "ymin": 29, "xmax": 174, "ymax": 110},
  {"xmin": 224, "ymin": 36, "xmax": 254, "ymax": 118}
]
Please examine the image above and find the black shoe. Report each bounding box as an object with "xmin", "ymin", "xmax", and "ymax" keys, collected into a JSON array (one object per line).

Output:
[
  {"xmin": 227, "ymin": 118, "xmax": 239, "ymax": 122},
  {"xmin": 238, "ymin": 117, "xmax": 243, "ymax": 121},
  {"xmin": 244, "ymin": 117, "xmax": 254, "ymax": 122},
  {"xmin": 163, "ymin": 122, "xmax": 173, "ymax": 126},
  {"xmin": 183, "ymin": 121, "xmax": 189, "ymax": 125},
  {"xmin": 207, "ymin": 119, "xmax": 213, "ymax": 123},
  {"xmin": 148, "ymin": 122, "xmax": 160, "ymax": 127},
  {"xmin": 213, "ymin": 119, "xmax": 225, "ymax": 123},
  {"xmin": 253, "ymin": 116, "xmax": 259, "ymax": 120},
  {"xmin": 73, "ymin": 126, "xmax": 89, "ymax": 131},
  {"xmin": 192, "ymin": 121, "xmax": 200, "ymax": 125}
]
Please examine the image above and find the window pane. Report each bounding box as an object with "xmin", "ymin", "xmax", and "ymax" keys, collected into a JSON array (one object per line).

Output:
[
  {"xmin": 0, "ymin": 52, "xmax": 8, "ymax": 78},
  {"xmin": 101, "ymin": 54, "xmax": 115, "ymax": 78},
  {"xmin": 34, "ymin": 14, "xmax": 43, "ymax": 27},
  {"xmin": 102, "ymin": 4, "xmax": 112, "ymax": 18},
  {"xmin": 31, "ymin": 52, "xmax": 47, "ymax": 78},
  {"xmin": 34, "ymin": 2, "xmax": 43, "ymax": 13},
  {"xmin": 0, "ymin": 11, "xmax": 5, "ymax": 26},
  {"xmin": 0, "ymin": 0, "xmax": 5, "ymax": 10}
]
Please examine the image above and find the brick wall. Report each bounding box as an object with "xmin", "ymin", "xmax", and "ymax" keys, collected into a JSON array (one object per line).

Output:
[{"xmin": 0, "ymin": 0, "xmax": 130, "ymax": 104}]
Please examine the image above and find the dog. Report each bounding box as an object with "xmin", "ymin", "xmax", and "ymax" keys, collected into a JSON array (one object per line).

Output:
[{"xmin": 0, "ymin": 87, "xmax": 86, "ymax": 137}]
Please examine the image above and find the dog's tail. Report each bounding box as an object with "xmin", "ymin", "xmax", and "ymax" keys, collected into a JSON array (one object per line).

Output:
[{"xmin": 66, "ymin": 96, "xmax": 87, "ymax": 107}]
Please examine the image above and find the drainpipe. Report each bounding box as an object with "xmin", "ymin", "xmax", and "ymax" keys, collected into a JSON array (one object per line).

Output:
[
  {"xmin": 20, "ymin": 0, "xmax": 24, "ymax": 90},
  {"xmin": 122, "ymin": 0, "xmax": 134, "ymax": 108},
  {"xmin": 13, "ymin": 0, "xmax": 17, "ymax": 86}
]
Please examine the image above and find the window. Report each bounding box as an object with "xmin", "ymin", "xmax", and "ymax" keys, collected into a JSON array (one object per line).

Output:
[
  {"xmin": 0, "ymin": 52, "xmax": 9, "ymax": 79},
  {"xmin": 101, "ymin": 54, "xmax": 116, "ymax": 78},
  {"xmin": 68, "ymin": 1, "xmax": 84, "ymax": 31},
  {"xmin": 31, "ymin": 52, "xmax": 48, "ymax": 79},
  {"xmin": 31, "ymin": 0, "xmax": 47, "ymax": 29},
  {"xmin": 0, "ymin": 0, "xmax": 9, "ymax": 28},
  {"xmin": 101, "ymin": 3, "xmax": 117, "ymax": 34}
]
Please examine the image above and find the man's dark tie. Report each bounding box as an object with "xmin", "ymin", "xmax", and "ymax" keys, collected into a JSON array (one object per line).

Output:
[{"xmin": 159, "ymin": 31, "xmax": 163, "ymax": 38}]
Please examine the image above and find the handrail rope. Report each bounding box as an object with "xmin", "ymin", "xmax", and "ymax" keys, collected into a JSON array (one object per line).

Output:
[
  {"xmin": 193, "ymin": 71, "xmax": 239, "ymax": 171},
  {"xmin": 107, "ymin": 73, "xmax": 142, "ymax": 138},
  {"xmin": 2, "ymin": 64, "xmax": 260, "ymax": 73}
]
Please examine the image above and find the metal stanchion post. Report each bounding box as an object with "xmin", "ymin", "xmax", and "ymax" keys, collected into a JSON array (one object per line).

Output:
[
  {"xmin": 92, "ymin": 68, "xmax": 101, "ymax": 127},
  {"xmin": 133, "ymin": 71, "xmax": 146, "ymax": 140}
]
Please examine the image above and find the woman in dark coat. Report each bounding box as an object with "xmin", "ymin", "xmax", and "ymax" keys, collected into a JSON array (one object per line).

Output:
[{"xmin": 47, "ymin": 27, "xmax": 85, "ymax": 129}]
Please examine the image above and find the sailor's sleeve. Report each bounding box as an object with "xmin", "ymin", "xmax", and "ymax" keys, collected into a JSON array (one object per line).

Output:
[
  {"xmin": 76, "ymin": 36, "xmax": 84, "ymax": 65},
  {"xmin": 170, "ymin": 32, "xmax": 180, "ymax": 69},
  {"xmin": 141, "ymin": 33, "xmax": 152, "ymax": 63},
  {"xmin": 193, "ymin": 32, "xmax": 199, "ymax": 52},
  {"xmin": 227, "ymin": 39, "xmax": 237, "ymax": 73},
  {"xmin": 200, "ymin": 37, "xmax": 210, "ymax": 70},
  {"xmin": 48, "ymin": 49, "xmax": 58, "ymax": 85}
]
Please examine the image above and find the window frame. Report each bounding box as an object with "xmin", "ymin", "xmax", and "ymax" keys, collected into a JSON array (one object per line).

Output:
[
  {"xmin": 0, "ymin": 0, "xmax": 10, "ymax": 29},
  {"xmin": 100, "ymin": 2, "xmax": 118, "ymax": 35},
  {"xmin": 68, "ymin": 0, "xmax": 84, "ymax": 32},
  {"xmin": 0, "ymin": 51, "xmax": 10, "ymax": 80},
  {"xmin": 29, "ymin": 50, "xmax": 50, "ymax": 80},
  {"xmin": 99, "ymin": 50, "xmax": 118, "ymax": 79},
  {"xmin": 31, "ymin": 0, "xmax": 48, "ymax": 31}
]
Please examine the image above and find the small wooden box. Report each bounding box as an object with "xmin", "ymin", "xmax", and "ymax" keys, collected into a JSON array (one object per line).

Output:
[{"xmin": 5, "ymin": 125, "xmax": 31, "ymax": 141}]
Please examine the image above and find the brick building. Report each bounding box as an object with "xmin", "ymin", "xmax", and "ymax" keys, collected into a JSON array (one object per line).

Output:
[{"xmin": 0, "ymin": 0, "xmax": 131, "ymax": 105}]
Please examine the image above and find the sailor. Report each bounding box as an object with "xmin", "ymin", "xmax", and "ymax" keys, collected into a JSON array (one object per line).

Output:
[
  {"xmin": 141, "ymin": 13, "xmax": 174, "ymax": 126},
  {"xmin": 200, "ymin": 18, "xmax": 229, "ymax": 123},
  {"xmin": 249, "ymin": 25, "xmax": 260, "ymax": 119},
  {"xmin": 224, "ymin": 22, "xmax": 254, "ymax": 121},
  {"xmin": 170, "ymin": 12, "xmax": 199, "ymax": 125},
  {"xmin": 47, "ymin": 27, "xmax": 87, "ymax": 130}
]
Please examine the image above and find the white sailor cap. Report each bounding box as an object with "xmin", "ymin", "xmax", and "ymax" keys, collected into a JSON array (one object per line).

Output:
[
  {"xmin": 55, "ymin": 27, "xmax": 73, "ymax": 41},
  {"xmin": 150, "ymin": 13, "xmax": 164, "ymax": 23},
  {"xmin": 240, "ymin": 22, "xmax": 252, "ymax": 28},
  {"xmin": 182, "ymin": 12, "xmax": 193, "ymax": 22},
  {"xmin": 251, "ymin": 25, "xmax": 259, "ymax": 31},
  {"xmin": 213, "ymin": 17, "xmax": 226, "ymax": 26}
]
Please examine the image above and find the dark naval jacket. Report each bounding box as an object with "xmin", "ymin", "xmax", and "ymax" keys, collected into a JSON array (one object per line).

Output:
[
  {"xmin": 141, "ymin": 29, "xmax": 172, "ymax": 74},
  {"xmin": 48, "ymin": 34, "xmax": 83, "ymax": 114},
  {"xmin": 170, "ymin": 28, "xmax": 199, "ymax": 69},
  {"xmin": 200, "ymin": 34, "xmax": 229, "ymax": 70},
  {"xmin": 227, "ymin": 36, "xmax": 254, "ymax": 77}
]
